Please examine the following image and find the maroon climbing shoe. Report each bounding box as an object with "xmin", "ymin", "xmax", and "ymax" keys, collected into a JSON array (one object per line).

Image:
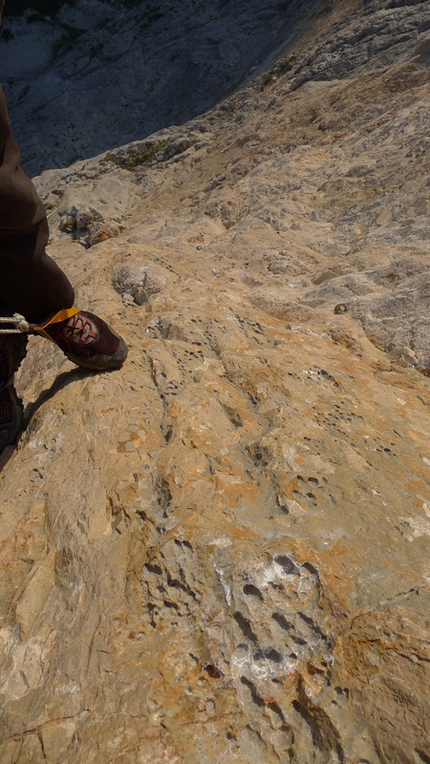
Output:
[
  {"xmin": 0, "ymin": 384, "xmax": 24, "ymax": 453},
  {"xmin": 35, "ymin": 309, "xmax": 128, "ymax": 371}
]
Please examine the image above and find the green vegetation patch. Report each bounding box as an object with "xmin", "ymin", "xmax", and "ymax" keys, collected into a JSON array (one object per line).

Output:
[
  {"xmin": 278, "ymin": 55, "xmax": 295, "ymax": 73},
  {"xmin": 261, "ymin": 55, "xmax": 296, "ymax": 88},
  {"xmin": 104, "ymin": 138, "xmax": 172, "ymax": 170}
]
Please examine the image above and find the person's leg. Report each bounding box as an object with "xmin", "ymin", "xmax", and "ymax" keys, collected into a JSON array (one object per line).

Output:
[
  {"xmin": 0, "ymin": 329, "xmax": 27, "ymax": 451},
  {"xmin": 0, "ymin": 85, "xmax": 127, "ymax": 369},
  {"xmin": 0, "ymin": 86, "xmax": 75, "ymax": 323},
  {"xmin": 0, "ymin": 85, "xmax": 75, "ymax": 452}
]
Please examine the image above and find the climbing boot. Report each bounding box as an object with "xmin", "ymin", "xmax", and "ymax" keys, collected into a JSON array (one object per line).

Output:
[{"xmin": 32, "ymin": 308, "xmax": 128, "ymax": 371}]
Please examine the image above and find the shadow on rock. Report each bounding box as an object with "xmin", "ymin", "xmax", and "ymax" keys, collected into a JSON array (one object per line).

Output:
[
  {"xmin": 23, "ymin": 366, "xmax": 102, "ymax": 426},
  {"xmin": 0, "ymin": 366, "xmax": 100, "ymax": 473}
]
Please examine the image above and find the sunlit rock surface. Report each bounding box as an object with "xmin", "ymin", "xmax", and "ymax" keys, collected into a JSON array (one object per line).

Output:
[{"xmin": 1, "ymin": 1, "xmax": 430, "ymax": 762}]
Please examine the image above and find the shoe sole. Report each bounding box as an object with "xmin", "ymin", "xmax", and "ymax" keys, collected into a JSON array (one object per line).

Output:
[
  {"xmin": 65, "ymin": 338, "xmax": 128, "ymax": 371},
  {"xmin": 66, "ymin": 353, "xmax": 126, "ymax": 371}
]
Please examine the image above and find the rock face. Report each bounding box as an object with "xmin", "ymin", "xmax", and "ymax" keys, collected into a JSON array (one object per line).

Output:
[
  {"xmin": 1, "ymin": 0, "xmax": 313, "ymax": 176},
  {"xmin": 1, "ymin": 1, "xmax": 430, "ymax": 762}
]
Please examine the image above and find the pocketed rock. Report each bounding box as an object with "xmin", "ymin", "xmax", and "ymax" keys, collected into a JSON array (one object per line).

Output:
[
  {"xmin": 112, "ymin": 263, "xmax": 168, "ymax": 306},
  {"xmin": 2, "ymin": 1, "xmax": 430, "ymax": 763},
  {"xmin": 60, "ymin": 206, "xmax": 121, "ymax": 248}
]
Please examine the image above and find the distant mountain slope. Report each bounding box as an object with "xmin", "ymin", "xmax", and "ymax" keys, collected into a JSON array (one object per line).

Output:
[
  {"xmin": 2, "ymin": 0, "xmax": 428, "ymax": 176},
  {"xmin": 0, "ymin": 0, "xmax": 311, "ymax": 174}
]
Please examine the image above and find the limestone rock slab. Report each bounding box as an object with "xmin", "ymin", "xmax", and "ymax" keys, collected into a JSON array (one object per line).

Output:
[{"xmin": 1, "ymin": 1, "xmax": 430, "ymax": 762}]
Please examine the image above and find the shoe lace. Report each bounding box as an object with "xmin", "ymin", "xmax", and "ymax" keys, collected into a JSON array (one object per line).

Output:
[{"xmin": 62, "ymin": 314, "xmax": 99, "ymax": 346}]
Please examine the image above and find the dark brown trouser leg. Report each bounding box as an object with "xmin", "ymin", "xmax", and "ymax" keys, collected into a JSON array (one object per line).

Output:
[
  {"xmin": 0, "ymin": 86, "xmax": 75, "ymax": 323},
  {"xmin": 0, "ymin": 333, "xmax": 27, "ymax": 390},
  {"xmin": 0, "ymin": 327, "xmax": 27, "ymax": 451}
]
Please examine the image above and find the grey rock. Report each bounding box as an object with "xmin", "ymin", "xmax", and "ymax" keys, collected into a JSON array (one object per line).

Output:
[
  {"xmin": 0, "ymin": 0, "xmax": 315, "ymax": 175},
  {"xmin": 112, "ymin": 263, "xmax": 167, "ymax": 305}
]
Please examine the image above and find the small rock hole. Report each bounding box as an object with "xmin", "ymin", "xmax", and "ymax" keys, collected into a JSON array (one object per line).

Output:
[
  {"xmin": 234, "ymin": 612, "xmax": 259, "ymax": 644},
  {"xmin": 272, "ymin": 613, "xmax": 294, "ymax": 631},
  {"xmin": 264, "ymin": 647, "xmax": 283, "ymax": 663},
  {"xmin": 243, "ymin": 584, "xmax": 264, "ymax": 600},
  {"xmin": 268, "ymin": 701, "xmax": 286, "ymax": 721},
  {"xmin": 145, "ymin": 563, "xmax": 162, "ymax": 575},
  {"xmin": 274, "ymin": 554, "xmax": 300, "ymax": 575},
  {"xmin": 204, "ymin": 664, "xmax": 223, "ymax": 679},
  {"xmin": 414, "ymin": 752, "xmax": 430, "ymax": 764},
  {"xmin": 240, "ymin": 677, "xmax": 265, "ymax": 707},
  {"xmin": 292, "ymin": 635, "xmax": 307, "ymax": 646},
  {"xmin": 301, "ymin": 562, "xmax": 318, "ymax": 576}
]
